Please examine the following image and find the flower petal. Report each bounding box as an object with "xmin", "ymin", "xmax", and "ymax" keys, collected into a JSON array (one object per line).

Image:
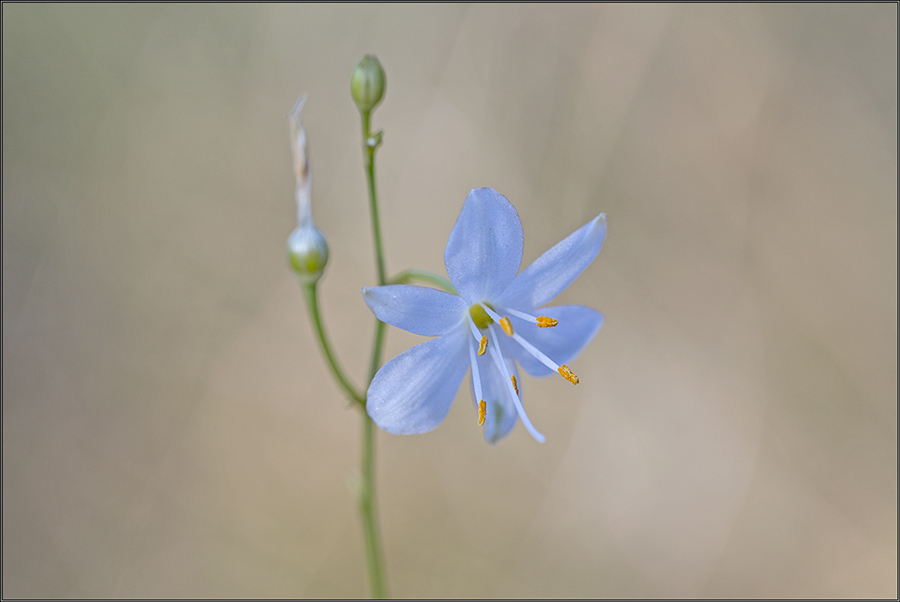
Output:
[
  {"xmin": 367, "ymin": 328, "xmax": 469, "ymax": 435},
  {"xmin": 497, "ymin": 213, "xmax": 606, "ymax": 310},
  {"xmin": 471, "ymin": 353, "xmax": 520, "ymax": 444},
  {"xmin": 363, "ymin": 285, "xmax": 467, "ymax": 336},
  {"xmin": 444, "ymin": 188, "xmax": 524, "ymax": 303},
  {"xmin": 500, "ymin": 305, "xmax": 603, "ymax": 377}
]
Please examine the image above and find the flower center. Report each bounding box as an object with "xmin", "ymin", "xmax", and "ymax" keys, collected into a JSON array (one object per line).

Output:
[
  {"xmin": 468, "ymin": 303, "xmax": 493, "ymax": 329},
  {"xmin": 465, "ymin": 301, "xmax": 579, "ymax": 443}
]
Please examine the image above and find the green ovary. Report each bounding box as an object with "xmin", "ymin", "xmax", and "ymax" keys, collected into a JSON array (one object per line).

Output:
[{"xmin": 469, "ymin": 303, "xmax": 494, "ymax": 329}]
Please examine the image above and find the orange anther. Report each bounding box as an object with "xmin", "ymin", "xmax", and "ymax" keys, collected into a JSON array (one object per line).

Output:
[
  {"xmin": 510, "ymin": 375, "xmax": 518, "ymax": 395},
  {"xmin": 536, "ymin": 316, "xmax": 558, "ymax": 328},
  {"xmin": 500, "ymin": 316, "xmax": 514, "ymax": 336},
  {"xmin": 478, "ymin": 400, "xmax": 486, "ymax": 425},
  {"xmin": 558, "ymin": 364, "xmax": 579, "ymax": 385},
  {"xmin": 478, "ymin": 336, "xmax": 488, "ymax": 356}
]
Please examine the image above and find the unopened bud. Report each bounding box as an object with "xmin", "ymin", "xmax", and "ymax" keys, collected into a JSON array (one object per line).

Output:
[
  {"xmin": 287, "ymin": 95, "xmax": 328, "ymax": 285},
  {"xmin": 350, "ymin": 55, "xmax": 386, "ymax": 113},
  {"xmin": 287, "ymin": 224, "xmax": 329, "ymax": 286}
]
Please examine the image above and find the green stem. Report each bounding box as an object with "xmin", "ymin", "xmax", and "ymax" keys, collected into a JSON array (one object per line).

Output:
[
  {"xmin": 362, "ymin": 111, "xmax": 387, "ymax": 287},
  {"xmin": 363, "ymin": 109, "xmax": 388, "ymax": 382},
  {"xmin": 368, "ymin": 320, "xmax": 387, "ymax": 382},
  {"xmin": 302, "ymin": 284, "xmax": 365, "ymax": 406},
  {"xmin": 390, "ymin": 269, "xmax": 458, "ymax": 295},
  {"xmin": 359, "ymin": 108, "xmax": 389, "ymax": 598},
  {"xmin": 360, "ymin": 412, "xmax": 386, "ymax": 599}
]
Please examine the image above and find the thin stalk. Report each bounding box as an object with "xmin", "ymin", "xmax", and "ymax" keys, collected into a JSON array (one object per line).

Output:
[
  {"xmin": 359, "ymin": 108, "xmax": 388, "ymax": 598},
  {"xmin": 362, "ymin": 111, "xmax": 387, "ymax": 287},
  {"xmin": 302, "ymin": 284, "xmax": 365, "ymax": 406},
  {"xmin": 363, "ymin": 109, "xmax": 388, "ymax": 381},
  {"xmin": 390, "ymin": 269, "xmax": 458, "ymax": 295},
  {"xmin": 360, "ymin": 412, "xmax": 386, "ymax": 599},
  {"xmin": 368, "ymin": 320, "xmax": 387, "ymax": 382}
]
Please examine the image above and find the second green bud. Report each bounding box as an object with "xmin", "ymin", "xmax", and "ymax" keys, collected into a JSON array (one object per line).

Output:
[{"xmin": 351, "ymin": 55, "xmax": 386, "ymax": 113}]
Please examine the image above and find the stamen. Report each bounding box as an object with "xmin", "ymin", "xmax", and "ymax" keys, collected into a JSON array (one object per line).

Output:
[
  {"xmin": 481, "ymin": 303, "xmax": 546, "ymax": 337},
  {"xmin": 467, "ymin": 329, "xmax": 484, "ymax": 416},
  {"xmin": 508, "ymin": 330, "xmax": 582, "ymax": 386},
  {"xmin": 478, "ymin": 400, "xmax": 486, "ymax": 425},
  {"xmin": 558, "ymin": 364, "xmax": 579, "ymax": 385},
  {"xmin": 500, "ymin": 307, "xmax": 558, "ymax": 329},
  {"xmin": 503, "ymin": 307, "xmax": 539, "ymax": 324},
  {"xmin": 467, "ymin": 314, "xmax": 485, "ymax": 342},
  {"xmin": 510, "ymin": 374, "xmax": 518, "ymax": 395},
  {"xmin": 509, "ymin": 331, "xmax": 561, "ymax": 373},
  {"xmin": 478, "ymin": 336, "xmax": 488, "ymax": 356},
  {"xmin": 486, "ymin": 324, "xmax": 545, "ymax": 443}
]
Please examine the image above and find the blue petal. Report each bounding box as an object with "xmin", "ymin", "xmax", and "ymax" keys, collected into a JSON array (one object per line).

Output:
[
  {"xmin": 500, "ymin": 305, "xmax": 603, "ymax": 378},
  {"xmin": 470, "ymin": 353, "xmax": 520, "ymax": 444},
  {"xmin": 497, "ymin": 213, "xmax": 606, "ymax": 310},
  {"xmin": 444, "ymin": 188, "xmax": 524, "ymax": 303},
  {"xmin": 367, "ymin": 328, "xmax": 469, "ymax": 435},
  {"xmin": 363, "ymin": 285, "xmax": 467, "ymax": 336}
]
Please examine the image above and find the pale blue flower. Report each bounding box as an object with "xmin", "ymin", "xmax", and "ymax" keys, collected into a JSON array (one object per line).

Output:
[{"xmin": 363, "ymin": 188, "xmax": 606, "ymax": 443}]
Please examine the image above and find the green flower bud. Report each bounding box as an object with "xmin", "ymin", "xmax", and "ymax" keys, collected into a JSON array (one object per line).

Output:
[
  {"xmin": 287, "ymin": 224, "xmax": 329, "ymax": 285},
  {"xmin": 350, "ymin": 55, "xmax": 386, "ymax": 113}
]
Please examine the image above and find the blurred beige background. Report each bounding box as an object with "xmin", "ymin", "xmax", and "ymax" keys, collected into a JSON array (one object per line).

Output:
[{"xmin": 2, "ymin": 3, "xmax": 896, "ymax": 598}]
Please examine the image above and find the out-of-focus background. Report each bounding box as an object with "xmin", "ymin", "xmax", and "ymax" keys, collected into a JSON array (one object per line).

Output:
[{"xmin": 3, "ymin": 3, "xmax": 896, "ymax": 598}]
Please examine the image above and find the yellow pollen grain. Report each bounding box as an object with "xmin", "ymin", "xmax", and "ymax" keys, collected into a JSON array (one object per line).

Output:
[
  {"xmin": 510, "ymin": 374, "xmax": 518, "ymax": 395},
  {"xmin": 478, "ymin": 400, "xmax": 486, "ymax": 425},
  {"xmin": 500, "ymin": 316, "xmax": 514, "ymax": 336},
  {"xmin": 558, "ymin": 364, "xmax": 579, "ymax": 385},
  {"xmin": 478, "ymin": 336, "xmax": 488, "ymax": 355},
  {"xmin": 537, "ymin": 316, "xmax": 558, "ymax": 328}
]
